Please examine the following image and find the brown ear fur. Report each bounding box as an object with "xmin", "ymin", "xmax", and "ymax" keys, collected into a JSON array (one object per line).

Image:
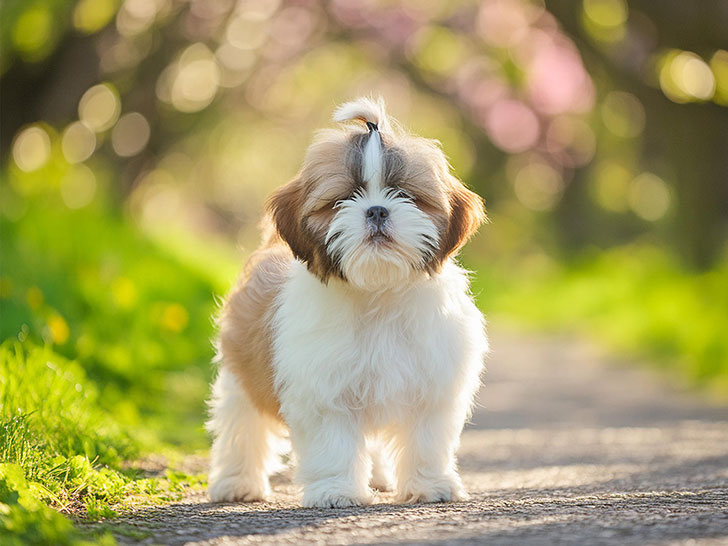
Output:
[
  {"xmin": 266, "ymin": 177, "xmax": 343, "ymax": 282},
  {"xmin": 436, "ymin": 180, "xmax": 486, "ymax": 263},
  {"xmin": 266, "ymin": 178, "xmax": 314, "ymax": 264}
]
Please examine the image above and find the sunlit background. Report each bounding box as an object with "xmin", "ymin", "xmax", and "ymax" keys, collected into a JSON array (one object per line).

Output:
[{"xmin": 2, "ymin": 0, "xmax": 727, "ymax": 453}]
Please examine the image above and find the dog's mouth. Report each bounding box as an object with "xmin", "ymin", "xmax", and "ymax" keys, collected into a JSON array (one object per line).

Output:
[{"xmin": 366, "ymin": 231, "xmax": 393, "ymax": 244}]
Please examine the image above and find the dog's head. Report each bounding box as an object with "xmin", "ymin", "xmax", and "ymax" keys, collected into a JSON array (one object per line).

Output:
[{"xmin": 267, "ymin": 97, "xmax": 486, "ymax": 291}]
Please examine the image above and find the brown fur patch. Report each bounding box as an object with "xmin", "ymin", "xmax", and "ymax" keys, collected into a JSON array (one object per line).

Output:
[
  {"xmin": 435, "ymin": 179, "xmax": 486, "ymax": 265},
  {"xmin": 389, "ymin": 135, "xmax": 485, "ymax": 270},
  {"xmin": 217, "ymin": 227, "xmax": 291, "ymax": 419},
  {"xmin": 267, "ymin": 178, "xmax": 344, "ymax": 282}
]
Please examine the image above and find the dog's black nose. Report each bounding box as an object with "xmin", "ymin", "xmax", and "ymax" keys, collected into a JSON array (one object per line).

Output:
[{"xmin": 366, "ymin": 206, "xmax": 389, "ymax": 227}]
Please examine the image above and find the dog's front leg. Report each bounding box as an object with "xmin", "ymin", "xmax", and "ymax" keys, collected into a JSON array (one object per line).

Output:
[
  {"xmin": 287, "ymin": 410, "xmax": 373, "ymax": 508},
  {"xmin": 392, "ymin": 405, "xmax": 468, "ymax": 503}
]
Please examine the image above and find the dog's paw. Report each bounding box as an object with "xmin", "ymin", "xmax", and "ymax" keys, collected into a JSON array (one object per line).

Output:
[
  {"xmin": 370, "ymin": 476, "xmax": 395, "ymax": 492},
  {"xmin": 208, "ymin": 475, "xmax": 270, "ymax": 503},
  {"xmin": 302, "ymin": 493, "xmax": 366, "ymax": 508},
  {"xmin": 396, "ymin": 474, "xmax": 468, "ymax": 504},
  {"xmin": 302, "ymin": 479, "xmax": 373, "ymax": 508}
]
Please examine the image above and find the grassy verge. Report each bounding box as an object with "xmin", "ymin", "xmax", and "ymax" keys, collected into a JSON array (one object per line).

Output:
[
  {"xmin": 471, "ymin": 244, "xmax": 728, "ymax": 396},
  {"xmin": 1, "ymin": 200, "xmax": 228, "ymax": 449},
  {"xmin": 1, "ymin": 170, "xmax": 225, "ymax": 542},
  {"xmin": 0, "ymin": 342, "xmax": 205, "ymax": 544}
]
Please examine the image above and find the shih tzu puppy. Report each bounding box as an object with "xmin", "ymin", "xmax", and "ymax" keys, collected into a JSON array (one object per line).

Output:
[{"xmin": 208, "ymin": 97, "xmax": 488, "ymax": 508}]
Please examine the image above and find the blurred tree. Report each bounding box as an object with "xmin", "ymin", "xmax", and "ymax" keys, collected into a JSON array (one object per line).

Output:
[
  {"xmin": 547, "ymin": 0, "xmax": 728, "ymax": 267},
  {"xmin": 1, "ymin": 0, "xmax": 727, "ymax": 269}
]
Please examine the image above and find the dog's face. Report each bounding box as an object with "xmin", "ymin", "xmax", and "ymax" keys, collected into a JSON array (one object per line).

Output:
[{"xmin": 268, "ymin": 98, "xmax": 485, "ymax": 291}]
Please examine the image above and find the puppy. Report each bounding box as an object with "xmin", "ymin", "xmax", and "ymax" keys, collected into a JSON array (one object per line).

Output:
[{"xmin": 208, "ymin": 97, "xmax": 488, "ymax": 508}]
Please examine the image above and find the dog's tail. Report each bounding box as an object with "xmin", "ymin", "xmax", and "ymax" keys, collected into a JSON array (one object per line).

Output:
[{"xmin": 333, "ymin": 96, "xmax": 391, "ymax": 133}]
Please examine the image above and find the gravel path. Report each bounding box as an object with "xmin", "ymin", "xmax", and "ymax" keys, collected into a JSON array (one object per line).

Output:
[{"xmin": 113, "ymin": 330, "xmax": 728, "ymax": 545}]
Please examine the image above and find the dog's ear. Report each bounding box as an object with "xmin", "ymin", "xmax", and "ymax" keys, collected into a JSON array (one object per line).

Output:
[
  {"xmin": 266, "ymin": 178, "xmax": 315, "ymax": 264},
  {"xmin": 436, "ymin": 179, "xmax": 486, "ymax": 263}
]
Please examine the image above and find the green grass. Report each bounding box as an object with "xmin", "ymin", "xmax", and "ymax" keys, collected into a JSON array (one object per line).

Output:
[
  {"xmin": 0, "ymin": 462, "xmax": 115, "ymax": 546},
  {"xmin": 1, "ymin": 342, "xmax": 132, "ymax": 474},
  {"xmin": 0, "ymin": 341, "xmax": 206, "ymax": 544},
  {"xmin": 1, "ymin": 193, "xmax": 230, "ymax": 448},
  {"xmin": 472, "ymin": 244, "xmax": 728, "ymax": 395},
  {"xmin": 1, "ymin": 165, "xmax": 222, "ymax": 541}
]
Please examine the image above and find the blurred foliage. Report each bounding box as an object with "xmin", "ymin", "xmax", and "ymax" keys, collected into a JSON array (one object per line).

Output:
[
  {"xmin": 2, "ymin": 0, "xmax": 726, "ymax": 266},
  {"xmin": 470, "ymin": 244, "xmax": 728, "ymax": 395},
  {"xmin": 1, "ymin": 156, "xmax": 226, "ymax": 447},
  {"xmin": 1, "ymin": 122, "xmax": 219, "ymax": 537},
  {"xmin": 1, "ymin": 0, "xmax": 728, "ymax": 540}
]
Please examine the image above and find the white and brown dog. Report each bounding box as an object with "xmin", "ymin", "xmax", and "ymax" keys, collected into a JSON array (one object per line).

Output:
[{"xmin": 208, "ymin": 97, "xmax": 488, "ymax": 508}]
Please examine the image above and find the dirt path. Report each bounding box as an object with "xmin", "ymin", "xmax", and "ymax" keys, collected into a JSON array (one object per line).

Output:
[{"xmin": 112, "ymin": 330, "xmax": 728, "ymax": 545}]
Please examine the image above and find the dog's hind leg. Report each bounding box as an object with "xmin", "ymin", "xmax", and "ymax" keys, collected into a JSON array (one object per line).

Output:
[{"xmin": 207, "ymin": 367, "xmax": 283, "ymax": 502}]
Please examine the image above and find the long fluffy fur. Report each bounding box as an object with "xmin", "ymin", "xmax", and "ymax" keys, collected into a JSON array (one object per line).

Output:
[
  {"xmin": 208, "ymin": 97, "xmax": 488, "ymax": 508},
  {"xmin": 333, "ymin": 96, "xmax": 391, "ymax": 133}
]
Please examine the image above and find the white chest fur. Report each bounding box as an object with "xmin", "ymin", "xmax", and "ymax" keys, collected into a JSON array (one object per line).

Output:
[{"xmin": 271, "ymin": 260, "xmax": 488, "ymax": 428}]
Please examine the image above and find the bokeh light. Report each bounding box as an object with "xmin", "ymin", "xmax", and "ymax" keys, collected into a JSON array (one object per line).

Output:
[
  {"xmin": 513, "ymin": 161, "xmax": 563, "ymax": 212},
  {"xmin": 675, "ymin": 54, "xmax": 715, "ymax": 100},
  {"xmin": 215, "ymin": 41, "xmax": 255, "ymax": 72},
  {"xmin": 73, "ymin": 0, "xmax": 117, "ymax": 34},
  {"xmin": 413, "ymin": 26, "xmax": 469, "ymax": 77},
  {"xmin": 709, "ymin": 50, "xmax": 728, "ymax": 105},
  {"xmin": 61, "ymin": 121, "xmax": 97, "ymax": 164},
  {"xmin": 546, "ymin": 116, "xmax": 596, "ymax": 167},
  {"xmin": 581, "ymin": 0, "xmax": 627, "ymax": 43},
  {"xmin": 659, "ymin": 50, "xmax": 716, "ymax": 103},
  {"xmin": 116, "ymin": 0, "xmax": 167, "ymax": 36},
  {"xmin": 111, "ymin": 113, "xmax": 151, "ymax": 157},
  {"xmin": 129, "ymin": 168, "xmax": 182, "ymax": 229},
  {"xmin": 11, "ymin": 6, "xmax": 53, "ymax": 61},
  {"xmin": 12, "ymin": 125, "xmax": 52, "ymax": 173},
  {"xmin": 526, "ymin": 41, "xmax": 595, "ymax": 115},
  {"xmin": 629, "ymin": 172, "xmax": 671, "ymax": 221},
  {"xmin": 590, "ymin": 160, "xmax": 632, "ymax": 212},
  {"xmin": 601, "ymin": 91, "xmax": 645, "ymax": 138},
  {"xmin": 225, "ymin": 12, "xmax": 270, "ymax": 50},
  {"xmin": 159, "ymin": 43, "xmax": 221, "ymax": 113},
  {"xmin": 268, "ymin": 6, "xmax": 316, "ymax": 55},
  {"xmin": 477, "ymin": 0, "xmax": 538, "ymax": 49},
  {"xmin": 79, "ymin": 84, "xmax": 121, "ymax": 132},
  {"xmin": 485, "ymin": 99, "xmax": 540, "ymax": 153}
]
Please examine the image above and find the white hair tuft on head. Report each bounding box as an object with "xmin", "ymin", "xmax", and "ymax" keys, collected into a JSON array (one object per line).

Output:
[{"xmin": 333, "ymin": 97, "xmax": 390, "ymax": 132}]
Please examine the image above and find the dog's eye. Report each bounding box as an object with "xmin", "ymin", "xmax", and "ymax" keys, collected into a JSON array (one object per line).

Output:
[
  {"xmin": 392, "ymin": 188, "xmax": 415, "ymax": 201},
  {"xmin": 331, "ymin": 190, "xmax": 360, "ymax": 209}
]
